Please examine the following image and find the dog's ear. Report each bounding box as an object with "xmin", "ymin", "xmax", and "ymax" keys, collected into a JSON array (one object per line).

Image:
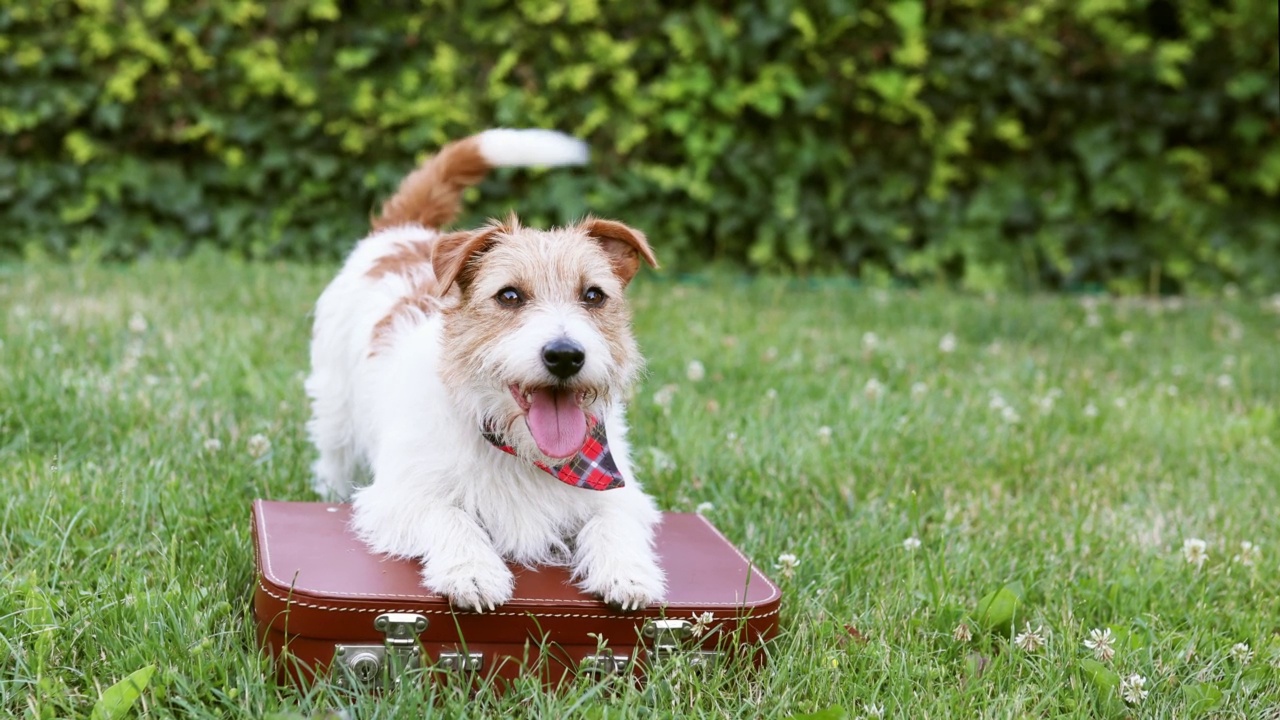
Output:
[
  {"xmin": 433, "ymin": 220, "xmax": 510, "ymax": 292},
  {"xmin": 580, "ymin": 217, "xmax": 658, "ymax": 287}
]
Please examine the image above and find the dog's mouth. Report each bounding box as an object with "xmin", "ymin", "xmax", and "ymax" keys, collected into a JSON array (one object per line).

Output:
[{"xmin": 508, "ymin": 384, "xmax": 590, "ymax": 460}]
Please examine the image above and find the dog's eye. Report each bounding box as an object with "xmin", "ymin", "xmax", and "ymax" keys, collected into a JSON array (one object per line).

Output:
[
  {"xmin": 495, "ymin": 287, "xmax": 525, "ymax": 307},
  {"xmin": 581, "ymin": 286, "xmax": 607, "ymax": 308}
]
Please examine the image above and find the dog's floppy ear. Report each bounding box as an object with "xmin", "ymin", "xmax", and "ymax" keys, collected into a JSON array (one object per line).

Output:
[
  {"xmin": 580, "ymin": 217, "xmax": 658, "ymax": 287},
  {"xmin": 433, "ymin": 219, "xmax": 511, "ymax": 292}
]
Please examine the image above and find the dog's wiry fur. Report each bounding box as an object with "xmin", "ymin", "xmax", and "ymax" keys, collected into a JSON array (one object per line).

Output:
[{"xmin": 305, "ymin": 129, "xmax": 665, "ymax": 612}]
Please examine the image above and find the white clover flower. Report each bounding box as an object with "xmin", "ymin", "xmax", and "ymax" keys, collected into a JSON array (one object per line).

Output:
[
  {"xmin": 1085, "ymin": 312, "xmax": 1102, "ymax": 328},
  {"xmin": 1119, "ymin": 331, "xmax": 1135, "ymax": 347},
  {"xmin": 952, "ymin": 623, "xmax": 972, "ymax": 643},
  {"xmin": 690, "ymin": 611, "xmax": 716, "ymax": 638},
  {"xmin": 1216, "ymin": 374, "xmax": 1233, "ymax": 390},
  {"xmin": 685, "ymin": 360, "xmax": 706, "ymax": 382},
  {"xmin": 1113, "ymin": 397, "xmax": 1128, "ymax": 409},
  {"xmin": 902, "ymin": 536, "xmax": 922, "ymax": 552},
  {"xmin": 861, "ymin": 332, "xmax": 880, "ymax": 351},
  {"xmin": 1183, "ymin": 538, "xmax": 1208, "ymax": 568},
  {"xmin": 862, "ymin": 378, "xmax": 885, "ymax": 400},
  {"xmin": 765, "ymin": 388, "xmax": 778, "ymax": 401},
  {"xmin": 939, "ymin": 333, "xmax": 957, "ymax": 353},
  {"xmin": 695, "ymin": 501, "xmax": 715, "ymax": 515},
  {"xmin": 128, "ymin": 312, "xmax": 148, "ymax": 334},
  {"xmin": 1001, "ymin": 406, "xmax": 1021, "ymax": 424},
  {"xmin": 762, "ymin": 346, "xmax": 779, "ymax": 363},
  {"xmin": 817, "ymin": 426, "xmax": 833, "ymax": 445},
  {"xmin": 989, "ymin": 392, "xmax": 1008, "ymax": 411},
  {"xmin": 1165, "ymin": 384, "xmax": 1180, "ymax": 397},
  {"xmin": 1084, "ymin": 403, "xmax": 1099, "ymax": 418},
  {"xmin": 1233, "ymin": 541, "xmax": 1260, "ymax": 567},
  {"xmin": 1014, "ymin": 622, "xmax": 1045, "ymax": 652},
  {"xmin": 652, "ymin": 383, "xmax": 678, "ymax": 408},
  {"xmin": 1119, "ymin": 673, "xmax": 1148, "ymax": 705},
  {"xmin": 863, "ymin": 702, "xmax": 885, "ymax": 719},
  {"xmin": 1231, "ymin": 642, "xmax": 1253, "ymax": 665},
  {"xmin": 910, "ymin": 382, "xmax": 928, "ymax": 399},
  {"xmin": 202, "ymin": 438, "xmax": 223, "ymax": 453},
  {"xmin": 1084, "ymin": 627, "xmax": 1116, "ymax": 663},
  {"xmin": 247, "ymin": 433, "xmax": 272, "ymax": 459},
  {"xmin": 774, "ymin": 553, "xmax": 800, "ymax": 579},
  {"xmin": 1035, "ymin": 388, "xmax": 1063, "ymax": 413}
]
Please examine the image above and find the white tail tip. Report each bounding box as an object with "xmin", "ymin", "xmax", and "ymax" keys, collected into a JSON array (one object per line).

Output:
[{"xmin": 477, "ymin": 129, "xmax": 589, "ymax": 168}]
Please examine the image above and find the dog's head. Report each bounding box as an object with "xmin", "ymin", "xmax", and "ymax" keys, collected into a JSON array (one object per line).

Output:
[{"xmin": 436, "ymin": 215, "xmax": 657, "ymax": 462}]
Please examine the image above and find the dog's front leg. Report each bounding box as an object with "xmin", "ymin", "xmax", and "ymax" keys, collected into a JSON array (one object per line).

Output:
[
  {"xmin": 571, "ymin": 492, "xmax": 667, "ymax": 612},
  {"xmin": 416, "ymin": 506, "xmax": 516, "ymax": 613},
  {"xmin": 352, "ymin": 492, "xmax": 514, "ymax": 612}
]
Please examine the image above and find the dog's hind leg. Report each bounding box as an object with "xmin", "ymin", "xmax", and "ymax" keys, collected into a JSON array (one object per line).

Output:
[{"xmin": 305, "ymin": 371, "xmax": 360, "ymax": 500}]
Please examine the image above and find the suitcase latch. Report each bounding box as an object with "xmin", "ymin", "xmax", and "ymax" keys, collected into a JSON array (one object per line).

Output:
[
  {"xmin": 580, "ymin": 650, "xmax": 630, "ymax": 676},
  {"xmin": 332, "ymin": 613, "xmax": 428, "ymax": 689},
  {"xmin": 643, "ymin": 618, "xmax": 693, "ymax": 645},
  {"xmin": 642, "ymin": 618, "xmax": 721, "ymax": 668}
]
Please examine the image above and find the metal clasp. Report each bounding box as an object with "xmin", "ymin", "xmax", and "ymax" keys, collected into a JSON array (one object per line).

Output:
[
  {"xmin": 332, "ymin": 613, "xmax": 428, "ymax": 688},
  {"xmin": 580, "ymin": 651, "xmax": 630, "ymax": 676},
  {"xmin": 641, "ymin": 618, "xmax": 721, "ymax": 669},
  {"xmin": 642, "ymin": 619, "xmax": 693, "ymax": 662}
]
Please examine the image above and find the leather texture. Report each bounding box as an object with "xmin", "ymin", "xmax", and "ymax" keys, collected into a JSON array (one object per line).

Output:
[{"xmin": 252, "ymin": 500, "xmax": 781, "ymax": 684}]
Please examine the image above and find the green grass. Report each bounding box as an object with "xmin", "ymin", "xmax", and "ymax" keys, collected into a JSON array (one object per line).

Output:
[{"xmin": 2, "ymin": 255, "xmax": 1278, "ymax": 718}]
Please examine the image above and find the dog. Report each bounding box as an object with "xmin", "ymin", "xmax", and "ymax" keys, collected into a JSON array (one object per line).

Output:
[{"xmin": 304, "ymin": 129, "xmax": 666, "ymax": 612}]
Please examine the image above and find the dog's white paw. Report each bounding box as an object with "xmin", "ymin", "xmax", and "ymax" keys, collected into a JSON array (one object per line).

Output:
[
  {"xmin": 578, "ymin": 553, "xmax": 666, "ymax": 613},
  {"xmin": 423, "ymin": 556, "xmax": 514, "ymax": 613},
  {"xmin": 600, "ymin": 577, "xmax": 663, "ymax": 613}
]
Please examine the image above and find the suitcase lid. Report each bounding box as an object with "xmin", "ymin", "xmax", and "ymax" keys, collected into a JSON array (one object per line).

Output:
[{"xmin": 252, "ymin": 500, "xmax": 780, "ymax": 645}]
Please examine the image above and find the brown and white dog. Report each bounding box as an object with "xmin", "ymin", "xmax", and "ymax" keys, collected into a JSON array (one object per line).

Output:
[{"xmin": 305, "ymin": 129, "xmax": 665, "ymax": 612}]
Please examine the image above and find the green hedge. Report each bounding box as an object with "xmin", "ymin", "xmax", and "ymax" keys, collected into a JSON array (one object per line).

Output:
[{"xmin": 1, "ymin": 0, "xmax": 1277, "ymax": 291}]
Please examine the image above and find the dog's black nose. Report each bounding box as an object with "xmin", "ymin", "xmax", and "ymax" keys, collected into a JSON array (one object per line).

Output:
[{"xmin": 542, "ymin": 339, "xmax": 585, "ymax": 379}]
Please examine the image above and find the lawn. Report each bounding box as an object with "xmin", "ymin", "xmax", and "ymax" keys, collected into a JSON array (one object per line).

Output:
[{"xmin": 2, "ymin": 255, "xmax": 1278, "ymax": 718}]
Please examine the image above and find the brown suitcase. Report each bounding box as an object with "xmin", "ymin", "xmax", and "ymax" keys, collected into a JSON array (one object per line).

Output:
[{"xmin": 251, "ymin": 500, "xmax": 781, "ymax": 689}]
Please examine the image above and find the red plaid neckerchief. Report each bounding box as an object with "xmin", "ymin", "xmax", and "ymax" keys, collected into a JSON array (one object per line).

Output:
[{"xmin": 481, "ymin": 415, "xmax": 625, "ymax": 491}]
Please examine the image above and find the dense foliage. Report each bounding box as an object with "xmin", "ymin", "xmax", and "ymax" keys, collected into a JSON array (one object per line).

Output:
[{"xmin": 1, "ymin": 0, "xmax": 1277, "ymax": 291}]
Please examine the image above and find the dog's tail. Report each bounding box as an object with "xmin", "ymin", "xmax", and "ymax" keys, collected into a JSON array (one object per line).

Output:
[{"xmin": 372, "ymin": 129, "xmax": 589, "ymax": 232}]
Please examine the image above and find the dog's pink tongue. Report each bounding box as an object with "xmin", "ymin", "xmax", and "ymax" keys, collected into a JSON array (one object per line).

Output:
[{"xmin": 525, "ymin": 388, "xmax": 587, "ymax": 459}]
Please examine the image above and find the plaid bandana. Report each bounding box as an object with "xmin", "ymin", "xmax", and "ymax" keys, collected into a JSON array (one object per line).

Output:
[{"xmin": 481, "ymin": 415, "xmax": 625, "ymax": 491}]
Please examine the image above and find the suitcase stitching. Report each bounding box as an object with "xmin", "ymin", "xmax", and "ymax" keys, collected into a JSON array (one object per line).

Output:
[{"xmin": 256, "ymin": 578, "xmax": 783, "ymax": 621}]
